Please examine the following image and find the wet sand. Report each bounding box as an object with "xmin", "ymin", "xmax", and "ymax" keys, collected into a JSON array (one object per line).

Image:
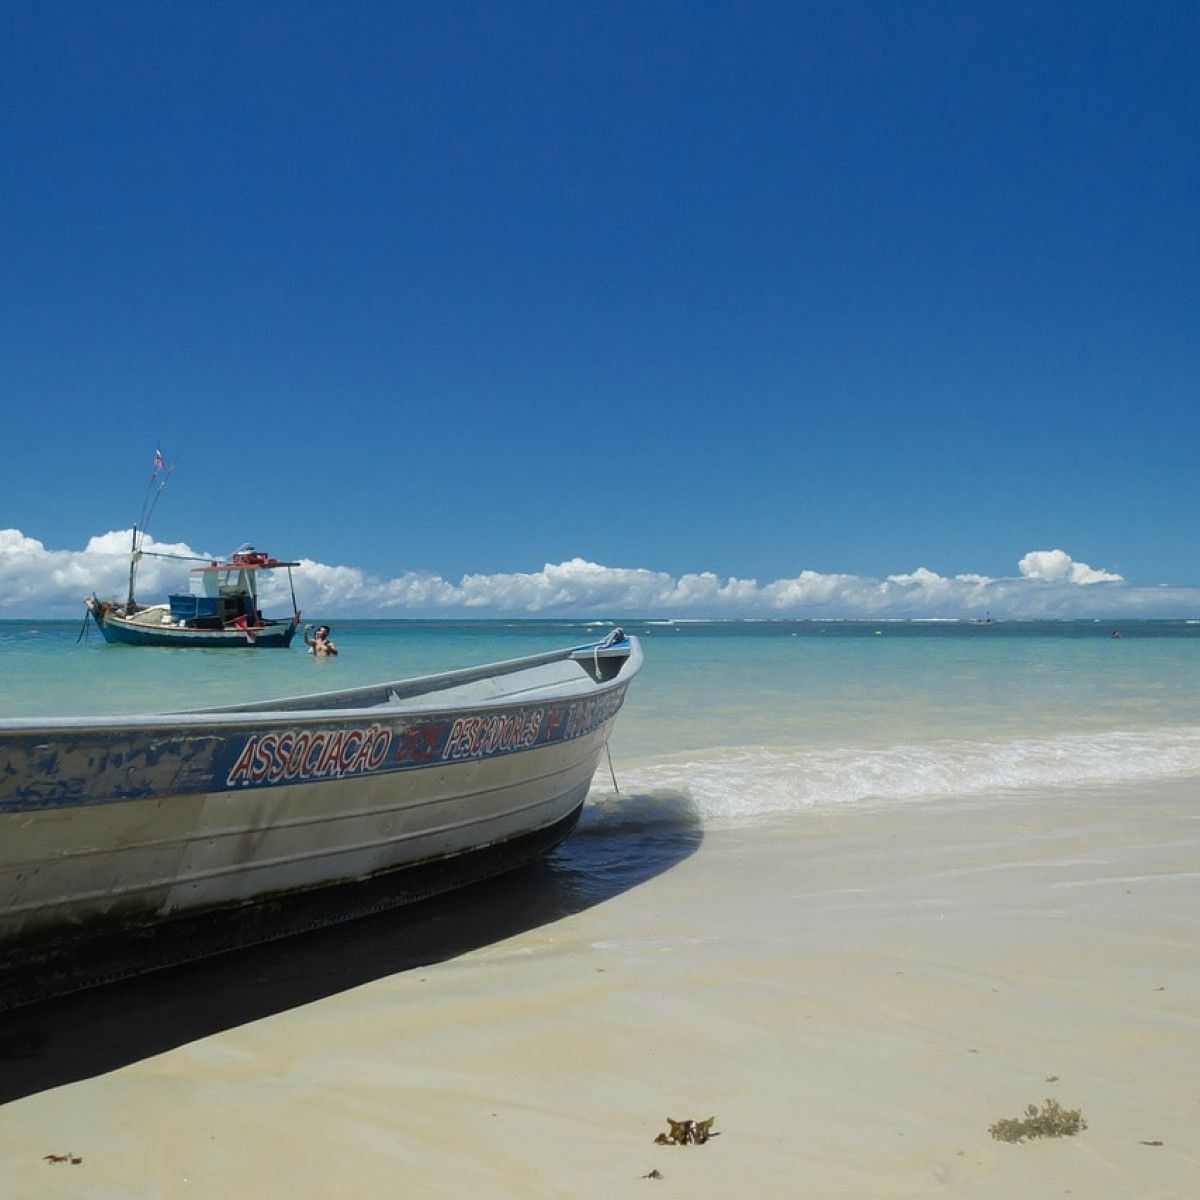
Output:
[{"xmin": 1, "ymin": 780, "xmax": 1197, "ymax": 1198}]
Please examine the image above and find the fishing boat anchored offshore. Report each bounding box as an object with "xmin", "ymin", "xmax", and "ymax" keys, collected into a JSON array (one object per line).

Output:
[
  {"xmin": 0, "ymin": 630, "xmax": 642, "ymax": 1008},
  {"xmin": 85, "ymin": 545, "xmax": 302, "ymax": 648},
  {"xmin": 83, "ymin": 450, "xmax": 301, "ymax": 647}
]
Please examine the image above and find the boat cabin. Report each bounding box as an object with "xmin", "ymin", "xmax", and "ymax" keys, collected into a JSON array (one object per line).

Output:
[{"xmin": 167, "ymin": 550, "xmax": 299, "ymax": 631}]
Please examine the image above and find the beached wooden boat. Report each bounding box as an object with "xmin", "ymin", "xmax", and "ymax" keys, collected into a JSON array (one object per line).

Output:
[
  {"xmin": 85, "ymin": 545, "xmax": 302, "ymax": 648},
  {"xmin": 0, "ymin": 632, "xmax": 642, "ymax": 1008}
]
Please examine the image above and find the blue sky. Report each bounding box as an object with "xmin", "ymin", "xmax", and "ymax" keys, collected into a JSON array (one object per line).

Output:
[{"xmin": 3, "ymin": 2, "xmax": 1199, "ymax": 617}]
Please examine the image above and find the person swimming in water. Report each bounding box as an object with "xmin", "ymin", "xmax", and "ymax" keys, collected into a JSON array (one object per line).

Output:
[{"xmin": 303, "ymin": 623, "xmax": 338, "ymax": 656}]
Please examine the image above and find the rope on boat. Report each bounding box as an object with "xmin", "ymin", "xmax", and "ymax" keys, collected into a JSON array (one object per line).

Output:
[
  {"xmin": 592, "ymin": 625, "xmax": 625, "ymax": 680},
  {"xmin": 605, "ymin": 740, "xmax": 620, "ymax": 794},
  {"xmin": 134, "ymin": 549, "xmax": 216, "ymax": 563}
]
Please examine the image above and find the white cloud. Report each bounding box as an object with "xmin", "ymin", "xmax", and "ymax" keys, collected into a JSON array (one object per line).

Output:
[
  {"xmin": 0, "ymin": 529, "xmax": 220, "ymax": 609},
  {"xmin": 0, "ymin": 529, "xmax": 1190, "ymax": 619},
  {"xmin": 1018, "ymin": 548, "xmax": 1123, "ymax": 585}
]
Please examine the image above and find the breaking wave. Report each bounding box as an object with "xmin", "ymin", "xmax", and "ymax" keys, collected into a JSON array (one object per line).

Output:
[{"xmin": 599, "ymin": 725, "xmax": 1200, "ymax": 819}]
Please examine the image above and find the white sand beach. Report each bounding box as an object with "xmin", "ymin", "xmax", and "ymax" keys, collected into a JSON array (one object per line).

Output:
[{"xmin": 1, "ymin": 778, "xmax": 1197, "ymax": 1199}]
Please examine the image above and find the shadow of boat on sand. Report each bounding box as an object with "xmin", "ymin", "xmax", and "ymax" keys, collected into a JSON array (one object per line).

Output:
[{"xmin": 0, "ymin": 790, "xmax": 701, "ymax": 1104}]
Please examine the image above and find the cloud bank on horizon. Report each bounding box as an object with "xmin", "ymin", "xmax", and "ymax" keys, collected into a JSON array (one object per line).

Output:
[{"xmin": 1, "ymin": 528, "xmax": 1193, "ymax": 620}]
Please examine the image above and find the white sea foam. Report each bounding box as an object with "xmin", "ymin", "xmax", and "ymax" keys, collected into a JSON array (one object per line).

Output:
[{"xmin": 605, "ymin": 726, "xmax": 1200, "ymax": 819}]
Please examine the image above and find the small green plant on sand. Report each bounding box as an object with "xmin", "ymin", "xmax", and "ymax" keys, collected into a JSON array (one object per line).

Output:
[{"xmin": 989, "ymin": 1098, "xmax": 1087, "ymax": 1143}]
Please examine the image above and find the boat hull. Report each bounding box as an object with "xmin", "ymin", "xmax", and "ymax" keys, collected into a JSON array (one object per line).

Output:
[
  {"xmin": 86, "ymin": 601, "xmax": 297, "ymax": 648},
  {"xmin": 0, "ymin": 791, "xmax": 589, "ymax": 1010},
  {"xmin": 0, "ymin": 637, "xmax": 641, "ymax": 1008}
]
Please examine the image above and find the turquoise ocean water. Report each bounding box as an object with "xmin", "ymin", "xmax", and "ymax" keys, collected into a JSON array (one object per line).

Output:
[{"xmin": 3, "ymin": 618, "xmax": 1200, "ymax": 819}]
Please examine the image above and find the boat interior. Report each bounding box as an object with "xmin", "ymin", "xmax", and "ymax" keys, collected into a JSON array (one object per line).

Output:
[{"xmin": 185, "ymin": 639, "xmax": 638, "ymax": 717}]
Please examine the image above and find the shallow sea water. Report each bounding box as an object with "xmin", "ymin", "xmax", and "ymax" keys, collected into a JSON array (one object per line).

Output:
[{"xmin": 4, "ymin": 618, "xmax": 1200, "ymax": 821}]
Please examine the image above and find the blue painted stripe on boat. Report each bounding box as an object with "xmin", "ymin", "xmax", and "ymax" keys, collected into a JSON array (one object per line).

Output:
[{"xmin": 0, "ymin": 684, "xmax": 629, "ymax": 812}]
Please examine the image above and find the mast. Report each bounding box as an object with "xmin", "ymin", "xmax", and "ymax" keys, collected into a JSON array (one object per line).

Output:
[
  {"xmin": 126, "ymin": 526, "xmax": 139, "ymax": 609},
  {"xmin": 128, "ymin": 448, "xmax": 175, "ymax": 610},
  {"xmin": 287, "ymin": 565, "xmax": 300, "ymax": 623}
]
